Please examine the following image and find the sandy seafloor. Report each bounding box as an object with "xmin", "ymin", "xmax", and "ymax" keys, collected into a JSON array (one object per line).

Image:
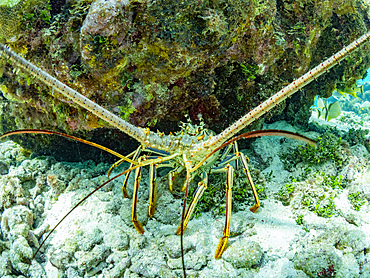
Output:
[{"xmin": 0, "ymin": 106, "xmax": 370, "ymax": 277}]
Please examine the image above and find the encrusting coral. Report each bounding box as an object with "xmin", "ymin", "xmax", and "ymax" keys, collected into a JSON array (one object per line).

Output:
[{"xmin": 1, "ymin": 0, "xmax": 370, "ymax": 158}]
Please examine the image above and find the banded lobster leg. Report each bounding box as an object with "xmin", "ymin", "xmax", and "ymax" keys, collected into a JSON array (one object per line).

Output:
[
  {"xmin": 212, "ymin": 150, "xmax": 260, "ymax": 259},
  {"xmin": 215, "ymin": 164, "xmax": 233, "ymax": 259},
  {"xmin": 130, "ymin": 154, "xmax": 160, "ymax": 233},
  {"xmin": 107, "ymin": 145, "xmax": 157, "ymax": 230},
  {"xmin": 168, "ymin": 167, "xmax": 183, "ymax": 192},
  {"xmin": 108, "ymin": 146, "xmax": 142, "ymax": 198},
  {"xmin": 169, "ymin": 167, "xmax": 197, "ymax": 192},
  {"xmin": 175, "ymin": 172, "xmax": 208, "ymax": 235},
  {"xmin": 117, "ymin": 150, "xmax": 180, "ymax": 234},
  {"xmin": 131, "ymin": 157, "xmax": 145, "ymax": 234},
  {"xmin": 130, "ymin": 149, "xmax": 179, "ymax": 232},
  {"xmin": 108, "ymin": 146, "xmax": 165, "ymax": 230},
  {"xmin": 175, "ymin": 141, "xmax": 234, "ymax": 234},
  {"xmin": 222, "ymin": 140, "xmax": 261, "ymax": 213},
  {"xmin": 176, "ymin": 142, "xmax": 260, "ymax": 258},
  {"xmin": 239, "ymin": 151, "xmax": 260, "ymax": 213}
]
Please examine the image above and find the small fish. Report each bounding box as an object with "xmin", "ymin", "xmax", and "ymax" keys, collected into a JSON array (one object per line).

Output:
[
  {"xmin": 312, "ymin": 95, "xmax": 324, "ymax": 109},
  {"xmin": 312, "ymin": 96, "xmax": 341, "ymax": 121},
  {"xmin": 335, "ymin": 84, "xmax": 363, "ymax": 98},
  {"xmin": 325, "ymin": 101, "xmax": 341, "ymax": 121}
]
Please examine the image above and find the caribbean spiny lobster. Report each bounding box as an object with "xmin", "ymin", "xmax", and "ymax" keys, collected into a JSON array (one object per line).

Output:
[{"xmin": 1, "ymin": 31, "xmax": 370, "ymax": 277}]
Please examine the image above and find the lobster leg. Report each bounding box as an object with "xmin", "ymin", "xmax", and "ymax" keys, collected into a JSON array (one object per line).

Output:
[
  {"xmin": 180, "ymin": 154, "xmax": 192, "ymax": 275},
  {"xmin": 168, "ymin": 167, "xmax": 183, "ymax": 192},
  {"xmin": 238, "ymin": 152, "xmax": 260, "ymax": 213},
  {"xmin": 212, "ymin": 142, "xmax": 260, "ymax": 212},
  {"xmin": 168, "ymin": 167, "xmax": 196, "ymax": 192},
  {"xmin": 219, "ymin": 142, "xmax": 234, "ymax": 162},
  {"xmin": 181, "ymin": 175, "xmax": 195, "ymax": 191},
  {"xmin": 176, "ymin": 172, "xmax": 208, "ymax": 235},
  {"xmin": 148, "ymin": 163, "xmax": 157, "ymax": 217},
  {"xmin": 212, "ymin": 142, "xmax": 238, "ymax": 172},
  {"xmin": 107, "ymin": 149, "xmax": 137, "ymax": 177},
  {"xmin": 131, "ymin": 159, "xmax": 145, "ymax": 234},
  {"xmin": 215, "ymin": 164, "xmax": 233, "ymax": 259},
  {"xmin": 121, "ymin": 146, "xmax": 142, "ymax": 198}
]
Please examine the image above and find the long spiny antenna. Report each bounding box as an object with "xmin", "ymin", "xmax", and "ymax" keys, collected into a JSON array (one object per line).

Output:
[
  {"xmin": 0, "ymin": 44, "xmax": 147, "ymax": 144},
  {"xmin": 1, "ymin": 31, "xmax": 370, "ymax": 153},
  {"xmin": 195, "ymin": 31, "xmax": 370, "ymax": 151}
]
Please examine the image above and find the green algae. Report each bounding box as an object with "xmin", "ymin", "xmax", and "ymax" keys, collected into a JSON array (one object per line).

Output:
[
  {"xmin": 0, "ymin": 0, "xmax": 21, "ymax": 8},
  {"xmin": 277, "ymin": 172, "xmax": 343, "ymax": 219},
  {"xmin": 185, "ymin": 166, "xmax": 266, "ymax": 219},
  {"xmin": 282, "ymin": 133, "xmax": 350, "ymax": 169}
]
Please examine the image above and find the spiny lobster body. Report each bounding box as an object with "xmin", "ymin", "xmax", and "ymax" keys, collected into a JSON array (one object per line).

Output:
[{"xmin": 1, "ymin": 31, "xmax": 370, "ymax": 277}]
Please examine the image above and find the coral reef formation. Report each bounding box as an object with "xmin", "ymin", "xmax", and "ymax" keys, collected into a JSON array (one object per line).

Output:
[{"xmin": 0, "ymin": 119, "xmax": 369, "ymax": 277}]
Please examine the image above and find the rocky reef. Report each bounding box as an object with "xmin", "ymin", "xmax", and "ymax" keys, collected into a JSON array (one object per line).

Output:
[
  {"xmin": 0, "ymin": 118, "xmax": 369, "ymax": 277},
  {"xmin": 1, "ymin": 0, "xmax": 370, "ymax": 157},
  {"xmin": 1, "ymin": 1, "xmax": 370, "ymax": 276}
]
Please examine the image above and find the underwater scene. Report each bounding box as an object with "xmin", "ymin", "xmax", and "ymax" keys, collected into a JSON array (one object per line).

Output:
[{"xmin": 1, "ymin": 0, "xmax": 370, "ymax": 277}]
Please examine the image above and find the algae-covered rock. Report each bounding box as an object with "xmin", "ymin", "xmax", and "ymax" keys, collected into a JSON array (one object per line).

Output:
[
  {"xmin": 336, "ymin": 253, "xmax": 361, "ymax": 278},
  {"xmin": 76, "ymin": 244, "xmax": 111, "ymax": 273},
  {"xmin": 1, "ymin": 0, "xmax": 370, "ymax": 158},
  {"xmin": 164, "ymin": 234, "xmax": 193, "ymax": 259},
  {"xmin": 0, "ymin": 0, "xmax": 47, "ymax": 40},
  {"xmin": 103, "ymin": 251, "xmax": 130, "ymax": 277},
  {"xmin": 9, "ymin": 235, "xmax": 34, "ymax": 274},
  {"xmin": 80, "ymin": 0, "xmax": 132, "ymax": 77},
  {"xmin": 222, "ymin": 239, "xmax": 263, "ymax": 269},
  {"xmin": 336, "ymin": 229, "xmax": 367, "ymax": 253},
  {"xmin": 1, "ymin": 205, "xmax": 33, "ymax": 240},
  {"xmin": 0, "ymin": 250, "xmax": 13, "ymax": 277},
  {"xmin": 129, "ymin": 249, "xmax": 172, "ymax": 277},
  {"xmin": 293, "ymin": 245, "xmax": 343, "ymax": 277}
]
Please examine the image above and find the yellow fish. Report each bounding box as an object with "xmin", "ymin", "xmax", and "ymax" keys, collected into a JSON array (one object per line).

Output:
[{"xmin": 335, "ymin": 84, "xmax": 363, "ymax": 98}]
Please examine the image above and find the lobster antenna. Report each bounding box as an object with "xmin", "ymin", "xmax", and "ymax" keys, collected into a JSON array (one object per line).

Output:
[
  {"xmin": 197, "ymin": 31, "xmax": 370, "ymax": 151},
  {"xmin": 0, "ymin": 44, "xmax": 147, "ymax": 143}
]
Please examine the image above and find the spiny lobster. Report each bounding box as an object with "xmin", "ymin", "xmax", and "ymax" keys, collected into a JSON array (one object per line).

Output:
[{"xmin": 0, "ymin": 31, "xmax": 370, "ymax": 277}]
